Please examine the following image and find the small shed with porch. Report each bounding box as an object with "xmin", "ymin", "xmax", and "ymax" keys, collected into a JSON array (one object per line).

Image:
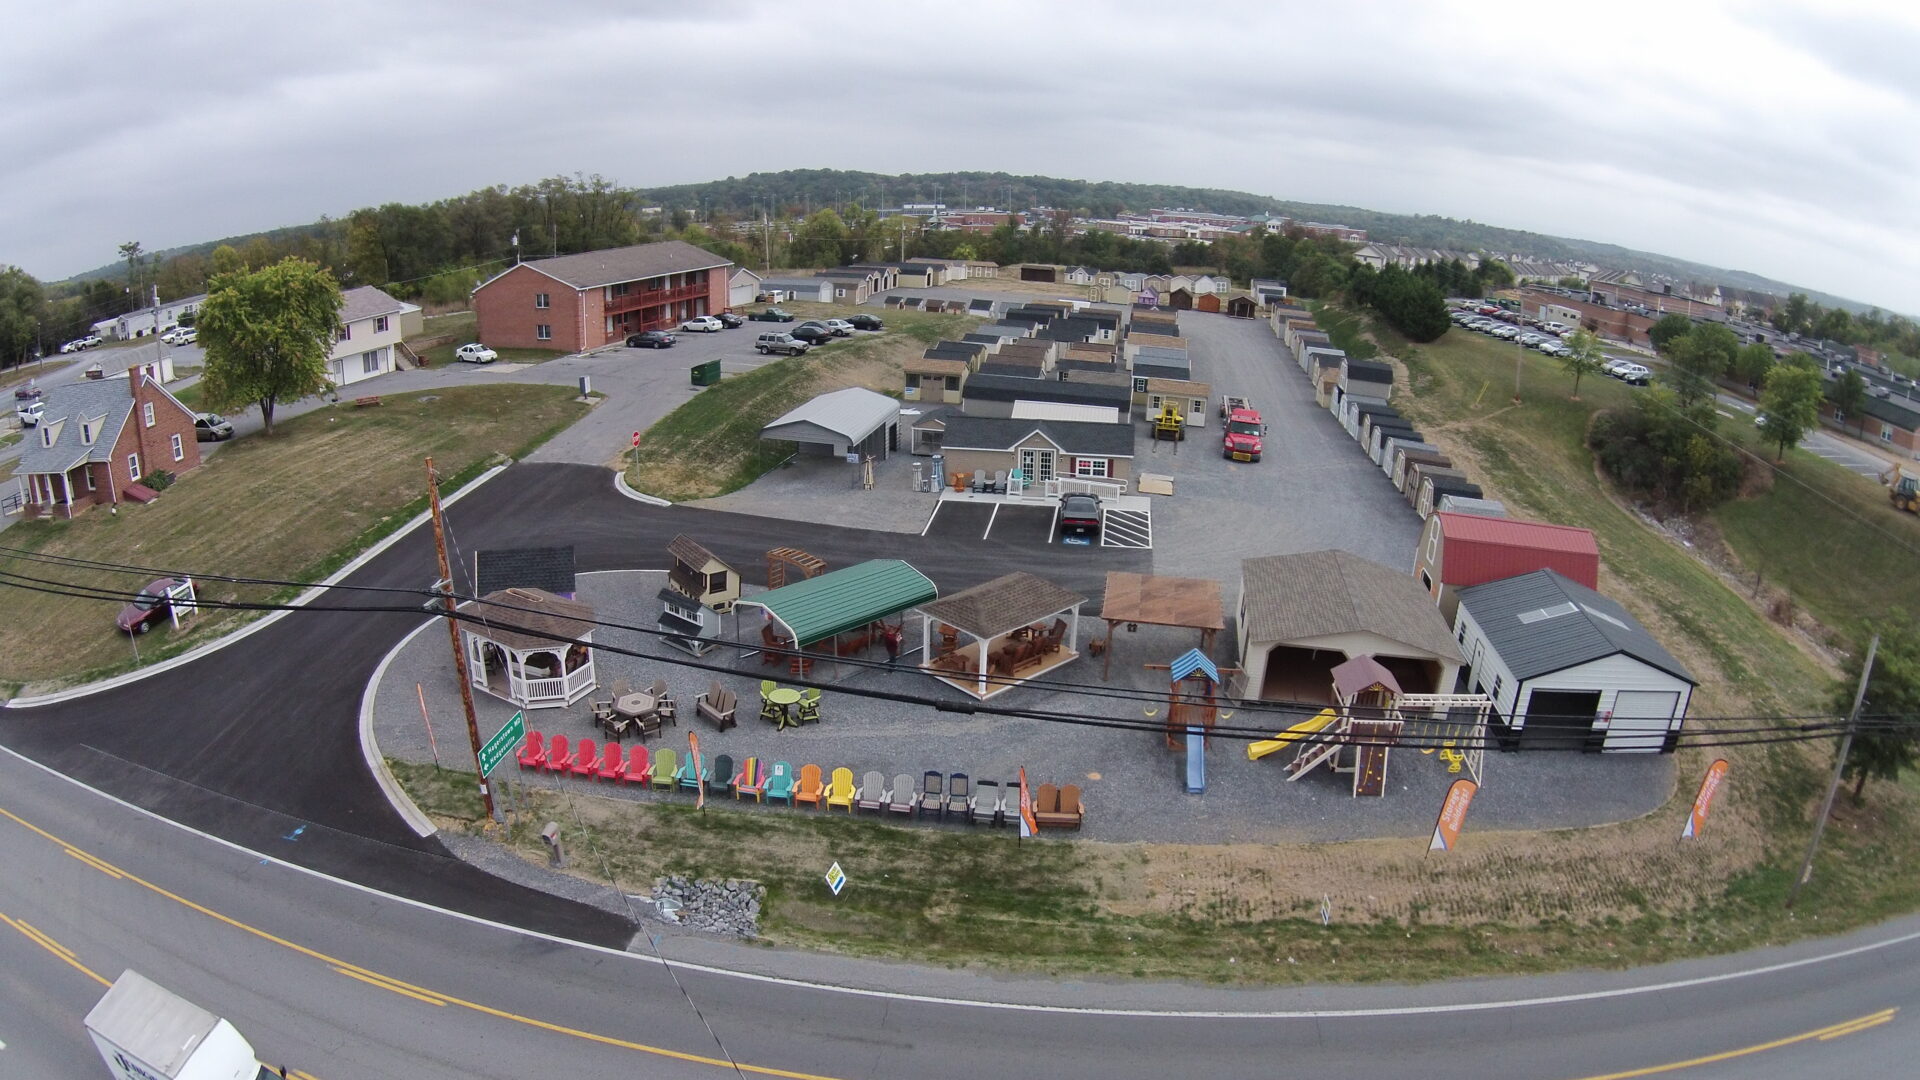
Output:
[
  {"xmin": 459, "ymin": 588, "xmax": 598, "ymax": 709},
  {"xmin": 916, "ymin": 572, "xmax": 1086, "ymax": 699}
]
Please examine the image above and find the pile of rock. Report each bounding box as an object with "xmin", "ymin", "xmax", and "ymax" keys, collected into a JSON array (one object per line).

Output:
[{"xmin": 651, "ymin": 876, "xmax": 763, "ymax": 938}]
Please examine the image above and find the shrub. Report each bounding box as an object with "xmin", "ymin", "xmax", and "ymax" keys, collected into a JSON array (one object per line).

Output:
[
  {"xmin": 1589, "ymin": 389, "xmax": 1742, "ymax": 512},
  {"xmin": 136, "ymin": 469, "xmax": 176, "ymax": 491}
]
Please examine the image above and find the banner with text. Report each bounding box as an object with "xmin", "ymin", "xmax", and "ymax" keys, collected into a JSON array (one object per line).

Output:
[
  {"xmin": 1428, "ymin": 778, "xmax": 1479, "ymax": 853},
  {"xmin": 1681, "ymin": 759, "xmax": 1729, "ymax": 839}
]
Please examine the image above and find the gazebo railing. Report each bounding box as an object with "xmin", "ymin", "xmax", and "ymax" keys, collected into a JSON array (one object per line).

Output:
[{"xmin": 512, "ymin": 664, "xmax": 596, "ymax": 707}]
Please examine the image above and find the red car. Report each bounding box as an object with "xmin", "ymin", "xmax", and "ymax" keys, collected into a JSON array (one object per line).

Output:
[{"xmin": 118, "ymin": 578, "xmax": 184, "ymax": 634}]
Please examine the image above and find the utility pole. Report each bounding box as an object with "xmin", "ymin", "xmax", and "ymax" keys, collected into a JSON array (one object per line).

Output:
[
  {"xmin": 427, "ymin": 457, "xmax": 496, "ymax": 822},
  {"xmin": 1786, "ymin": 635, "xmax": 1877, "ymax": 909},
  {"xmin": 762, "ymin": 199, "xmax": 772, "ymax": 271}
]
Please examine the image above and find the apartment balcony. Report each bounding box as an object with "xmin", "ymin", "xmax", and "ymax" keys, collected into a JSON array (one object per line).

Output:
[{"xmin": 603, "ymin": 280, "xmax": 709, "ymax": 316}]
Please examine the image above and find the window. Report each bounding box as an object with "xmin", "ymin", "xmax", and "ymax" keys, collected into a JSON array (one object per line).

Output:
[
  {"xmin": 1490, "ymin": 675, "xmax": 1503, "ymax": 700},
  {"xmin": 905, "ymin": 374, "xmax": 922, "ymax": 390},
  {"xmin": 142, "ymin": 402, "xmax": 155, "ymax": 427},
  {"xmin": 836, "ymin": 288, "xmax": 847, "ymax": 298},
  {"xmin": 1420, "ymin": 570, "xmax": 1433, "ymax": 592},
  {"xmin": 707, "ymin": 570, "xmax": 729, "ymax": 594},
  {"xmin": 170, "ymin": 433, "xmax": 184, "ymax": 462},
  {"xmin": 1132, "ymin": 377, "xmax": 1148, "ymax": 394},
  {"xmin": 944, "ymin": 376, "xmax": 960, "ymax": 391},
  {"xmin": 535, "ymin": 293, "xmax": 550, "ymax": 309},
  {"xmin": 85, "ymin": 469, "xmax": 96, "ymax": 492},
  {"xmin": 536, "ymin": 324, "xmax": 552, "ymax": 341},
  {"xmin": 1882, "ymin": 424, "xmax": 1895, "ymax": 443},
  {"xmin": 362, "ymin": 350, "xmax": 382, "ymax": 375},
  {"xmin": 1073, "ymin": 457, "xmax": 1110, "ymax": 478},
  {"xmin": 127, "ymin": 453, "xmax": 141, "ymax": 481},
  {"xmin": 337, "ymin": 325, "xmax": 351, "ymax": 342},
  {"xmin": 1190, "ymin": 398, "xmax": 1205, "ymax": 417}
]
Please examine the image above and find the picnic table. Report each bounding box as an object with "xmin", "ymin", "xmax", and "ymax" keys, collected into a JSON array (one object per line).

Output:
[
  {"xmin": 766, "ymin": 687, "xmax": 802, "ymax": 729},
  {"xmin": 615, "ymin": 692, "xmax": 656, "ymax": 720}
]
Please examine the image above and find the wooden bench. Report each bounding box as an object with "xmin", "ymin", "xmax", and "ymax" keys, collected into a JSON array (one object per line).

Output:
[
  {"xmin": 354, "ymin": 395, "xmax": 382, "ymax": 408},
  {"xmin": 695, "ymin": 683, "xmax": 737, "ymax": 731},
  {"xmin": 1033, "ymin": 783, "xmax": 1085, "ymax": 830}
]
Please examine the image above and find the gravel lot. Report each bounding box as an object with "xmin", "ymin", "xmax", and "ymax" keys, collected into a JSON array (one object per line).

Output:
[{"xmin": 375, "ymin": 571, "xmax": 1676, "ymax": 844}]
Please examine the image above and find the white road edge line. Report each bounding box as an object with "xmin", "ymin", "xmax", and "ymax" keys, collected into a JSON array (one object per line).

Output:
[
  {"xmin": 6, "ymin": 740, "xmax": 1920, "ymax": 1019},
  {"xmin": 982, "ymin": 502, "xmax": 999, "ymax": 539},
  {"xmin": 5, "ymin": 465, "xmax": 511, "ymax": 710},
  {"xmin": 613, "ymin": 471, "xmax": 671, "ymax": 507},
  {"xmin": 358, "ymin": 618, "xmax": 443, "ymax": 838}
]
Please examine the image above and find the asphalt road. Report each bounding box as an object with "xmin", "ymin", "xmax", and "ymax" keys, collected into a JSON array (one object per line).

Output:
[
  {"xmin": 1716, "ymin": 392, "xmax": 1889, "ymax": 477},
  {"xmin": 3, "ymin": 744, "xmax": 1915, "ymax": 1079}
]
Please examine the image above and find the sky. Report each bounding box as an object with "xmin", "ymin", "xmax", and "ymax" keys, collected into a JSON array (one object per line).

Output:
[{"xmin": 7, "ymin": 0, "xmax": 1920, "ymax": 312}]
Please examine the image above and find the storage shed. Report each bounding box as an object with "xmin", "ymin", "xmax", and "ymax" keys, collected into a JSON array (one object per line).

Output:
[
  {"xmin": 1454, "ymin": 569, "xmax": 1695, "ymax": 752},
  {"xmin": 1414, "ymin": 512, "xmax": 1599, "ymax": 620},
  {"xmin": 1236, "ymin": 550, "xmax": 1463, "ymax": 703},
  {"xmin": 760, "ymin": 387, "xmax": 900, "ymax": 460}
]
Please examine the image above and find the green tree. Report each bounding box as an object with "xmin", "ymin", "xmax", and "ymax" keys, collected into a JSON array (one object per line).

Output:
[
  {"xmin": 1831, "ymin": 369, "xmax": 1869, "ymax": 436},
  {"xmin": 209, "ymin": 244, "xmax": 245, "ymax": 276},
  {"xmin": 345, "ymin": 211, "xmax": 390, "ymax": 286},
  {"xmin": 1839, "ymin": 622, "xmax": 1920, "ymax": 803},
  {"xmin": 118, "ymin": 240, "xmax": 146, "ymax": 310},
  {"xmin": 1780, "ymin": 292, "xmax": 1813, "ymax": 334},
  {"xmin": 787, "ymin": 209, "xmax": 850, "ymax": 267},
  {"xmin": 1649, "ymin": 313, "xmax": 1694, "ymax": 354},
  {"xmin": 1666, "ymin": 334, "xmax": 1718, "ymax": 407},
  {"xmin": 1815, "ymin": 307, "xmax": 1853, "ymax": 343},
  {"xmin": 1756, "ymin": 361, "xmax": 1824, "ymax": 461},
  {"xmin": 1733, "ymin": 342, "xmax": 1775, "ymax": 388},
  {"xmin": 0, "ymin": 265, "xmax": 45, "ymax": 368},
  {"xmin": 1561, "ymin": 329, "xmax": 1605, "ymax": 398},
  {"xmin": 1690, "ymin": 323, "xmax": 1740, "ymax": 375},
  {"xmin": 197, "ymin": 258, "xmax": 343, "ymax": 436}
]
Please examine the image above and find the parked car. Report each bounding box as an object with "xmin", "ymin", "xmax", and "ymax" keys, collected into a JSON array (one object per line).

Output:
[
  {"xmin": 846, "ymin": 313, "xmax": 884, "ymax": 331},
  {"xmin": 755, "ymin": 333, "xmax": 810, "ymax": 356},
  {"xmin": 748, "ymin": 308, "xmax": 795, "ymax": 322},
  {"xmin": 715, "ymin": 312, "xmax": 745, "ymax": 328},
  {"xmin": 454, "ymin": 343, "xmax": 497, "ymax": 363},
  {"xmin": 679, "ymin": 315, "xmax": 723, "ymax": 333},
  {"xmin": 823, "ymin": 319, "xmax": 855, "ymax": 336},
  {"xmin": 1058, "ymin": 493, "xmax": 1103, "ymax": 540},
  {"xmin": 118, "ymin": 578, "xmax": 184, "ymax": 635},
  {"xmin": 161, "ymin": 326, "xmax": 195, "ymax": 345},
  {"xmin": 1602, "ymin": 358, "xmax": 1631, "ymax": 378},
  {"xmin": 193, "ymin": 412, "xmax": 234, "ymax": 441},
  {"xmin": 790, "ymin": 324, "xmax": 836, "ymax": 346},
  {"xmin": 1618, "ymin": 363, "xmax": 1651, "ymax": 385},
  {"xmin": 61, "ymin": 335, "xmax": 102, "ymax": 353},
  {"xmin": 626, "ymin": 330, "xmax": 676, "ymax": 349}
]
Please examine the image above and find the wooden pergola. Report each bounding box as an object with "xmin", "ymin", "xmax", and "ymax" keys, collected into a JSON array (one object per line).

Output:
[
  {"xmin": 1095, "ymin": 571, "xmax": 1227, "ymax": 679},
  {"xmin": 916, "ymin": 572, "xmax": 1086, "ymax": 699}
]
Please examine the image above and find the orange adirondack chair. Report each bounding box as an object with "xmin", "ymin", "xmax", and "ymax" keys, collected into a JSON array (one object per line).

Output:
[{"xmin": 794, "ymin": 763, "xmax": 825, "ymax": 809}]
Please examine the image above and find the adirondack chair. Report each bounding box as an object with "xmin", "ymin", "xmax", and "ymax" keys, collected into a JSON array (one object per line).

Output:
[
  {"xmin": 594, "ymin": 741, "xmax": 624, "ymax": 781},
  {"xmin": 825, "ymin": 767, "xmax": 857, "ymax": 812},
  {"xmin": 765, "ymin": 761, "xmax": 795, "ymax": 805},
  {"xmin": 886, "ymin": 773, "xmax": 916, "ymax": 816},
  {"xmin": 647, "ymin": 678, "xmax": 677, "ymax": 727},
  {"xmin": 733, "ymin": 756, "xmax": 767, "ymax": 801},
  {"xmin": 794, "ymin": 764, "xmax": 825, "ymax": 809},
  {"xmin": 710, "ymin": 754, "xmax": 735, "ymax": 797},
  {"xmin": 609, "ymin": 677, "xmax": 632, "ymax": 700},
  {"xmin": 542, "ymin": 734, "xmax": 571, "ymax": 774},
  {"xmin": 515, "ymin": 731, "xmax": 547, "ymax": 770},
  {"xmin": 676, "ymin": 752, "xmax": 710, "ymax": 792},
  {"xmin": 796, "ymin": 687, "xmax": 822, "ymax": 725},
  {"xmin": 651, "ymin": 748, "xmax": 678, "ymax": 792},
  {"xmin": 855, "ymin": 771, "xmax": 888, "ymax": 813},
  {"xmin": 918, "ymin": 771, "xmax": 945, "ymax": 820},
  {"xmin": 945, "ymin": 772, "xmax": 971, "ymax": 819},
  {"xmin": 970, "ymin": 780, "xmax": 1000, "ymax": 826},
  {"xmin": 568, "ymin": 737, "xmax": 599, "ymax": 778},
  {"xmin": 621, "ymin": 745, "xmax": 653, "ymax": 785}
]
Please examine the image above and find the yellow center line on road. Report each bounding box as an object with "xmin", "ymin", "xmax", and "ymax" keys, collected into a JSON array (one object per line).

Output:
[
  {"xmin": 0, "ymin": 911, "xmax": 111, "ymax": 987},
  {"xmin": 65, "ymin": 846, "xmax": 126, "ymax": 879},
  {"xmin": 1567, "ymin": 1007, "xmax": 1898, "ymax": 1080},
  {"xmin": 330, "ymin": 965, "xmax": 448, "ymax": 1007},
  {"xmin": 0, "ymin": 803, "xmax": 847, "ymax": 1080}
]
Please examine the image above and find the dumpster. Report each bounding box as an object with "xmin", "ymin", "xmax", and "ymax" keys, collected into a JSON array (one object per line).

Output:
[{"xmin": 691, "ymin": 360, "xmax": 722, "ymax": 387}]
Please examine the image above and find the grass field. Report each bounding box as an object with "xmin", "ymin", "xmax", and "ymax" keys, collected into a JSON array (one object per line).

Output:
[
  {"xmin": 0, "ymin": 385, "xmax": 587, "ymax": 689},
  {"xmin": 625, "ymin": 304, "xmax": 977, "ymax": 500}
]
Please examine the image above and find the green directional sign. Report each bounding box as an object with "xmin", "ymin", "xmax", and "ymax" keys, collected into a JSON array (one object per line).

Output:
[{"xmin": 479, "ymin": 710, "xmax": 525, "ymax": 778}]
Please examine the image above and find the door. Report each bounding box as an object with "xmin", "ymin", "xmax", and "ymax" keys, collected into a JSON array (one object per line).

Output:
[
  {"xmin": 1020, "ymin": 448, "xmax": 1055, "ymax": 483},
  {"xmin": 1606, "ymin": 690, "xmax": 1680, "ymax": 753},
  {"xmin": 1520, "ymin": 689, "xmax": 1601, "ymax": 749}
]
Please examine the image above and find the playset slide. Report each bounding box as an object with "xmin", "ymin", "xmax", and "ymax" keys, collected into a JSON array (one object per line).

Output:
[{"xmin": 1247, "ymin": 708, "xmax": 1338, "ymax": 760}]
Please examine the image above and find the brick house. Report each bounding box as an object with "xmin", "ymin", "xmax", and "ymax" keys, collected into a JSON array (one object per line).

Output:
[
  {"xmin": 471, "ymin": 240, "xmax": 732, "ymax": 353},
  {"xmin": 17, "ymin": 366, "xmax": 202, "ymax": 518}
]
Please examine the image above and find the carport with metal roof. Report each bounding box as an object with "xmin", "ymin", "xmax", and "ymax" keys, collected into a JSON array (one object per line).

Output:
[
  {"xmin": 759, "ymin": 386, "xmax": 900, "ymax": 460},
  {"xmin": 734, "ymin": 559, "xmax": 937, "ymax": 673}
]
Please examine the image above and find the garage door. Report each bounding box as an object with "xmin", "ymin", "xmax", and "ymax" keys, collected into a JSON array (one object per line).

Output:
[
  {"xmin": 1606, "ymin": 690, "xmax": 1680, "ymax": 753},
  {"xmin": 1521, "ymin": 689, "xmax": 1601, "ymax": 749}
]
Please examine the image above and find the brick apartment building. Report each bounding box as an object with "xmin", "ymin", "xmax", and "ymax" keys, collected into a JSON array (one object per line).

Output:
[
  {"xmin": 17, "ymin": 365, "xmax": 202, "ymax": 519},
  {"xmin": 471, "ymin": 240, "xmax": 732, "ymax": 353}
]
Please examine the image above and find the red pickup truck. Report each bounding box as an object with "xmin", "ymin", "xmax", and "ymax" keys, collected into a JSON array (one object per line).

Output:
[{"xmin": 1222, "ymin": 406, "xmax": 1265, "ymax": 462}]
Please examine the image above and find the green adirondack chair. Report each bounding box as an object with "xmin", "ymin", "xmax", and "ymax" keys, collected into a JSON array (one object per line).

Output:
[{"xmin": 651, "ymin": 748, "xmax": 678, "ymax": 792}]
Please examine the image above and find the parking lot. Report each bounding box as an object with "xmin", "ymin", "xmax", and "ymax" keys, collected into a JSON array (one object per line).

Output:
[{"xmin": 921, "ymin": 499, "xmax": 1058, "ymax": 544}]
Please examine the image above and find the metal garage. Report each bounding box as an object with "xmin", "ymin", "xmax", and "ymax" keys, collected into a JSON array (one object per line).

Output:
[{"xmin": 760, "ymin": 387, "xmax": 901, "ymax": 461}]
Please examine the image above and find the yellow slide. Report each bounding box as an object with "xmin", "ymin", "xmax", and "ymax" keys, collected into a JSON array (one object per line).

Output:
[{"xmin": 1247, "ymin": 709, "xmax": 1338, "ymax": 761}]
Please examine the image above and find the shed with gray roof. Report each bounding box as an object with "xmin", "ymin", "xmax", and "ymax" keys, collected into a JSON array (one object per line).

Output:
[
  {"xmin": 1454, "ymin": 569, "xmax": 1693, "ymax": 752},
  {"xmin": 760, "ymin": 386, "xmax": 900, "ymax": 460}
]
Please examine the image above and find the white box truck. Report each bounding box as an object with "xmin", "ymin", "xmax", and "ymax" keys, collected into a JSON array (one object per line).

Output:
[{"xmin": 85, "ymin": 970, "xmax": 271, "ymax": 1080}]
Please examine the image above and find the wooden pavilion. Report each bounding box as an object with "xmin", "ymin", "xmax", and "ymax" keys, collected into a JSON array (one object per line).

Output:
[
  {"xmin": 1094, "ymin": 571, "xmax": 1227, "ymax": 679},
  {"xmin": 915, "ymin": 572, "xmax": 1086, "ymax": 699}
]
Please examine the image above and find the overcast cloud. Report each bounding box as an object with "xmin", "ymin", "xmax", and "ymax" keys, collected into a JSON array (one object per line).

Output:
[{"xmin": 6, "ymin": 0, "xmax": 1918, "ymax": 311}]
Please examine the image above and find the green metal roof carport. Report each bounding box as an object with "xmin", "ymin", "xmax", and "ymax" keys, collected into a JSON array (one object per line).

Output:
[{"xmin": 736, "ymin": 559, "xmax": 938, "ymax": 647}]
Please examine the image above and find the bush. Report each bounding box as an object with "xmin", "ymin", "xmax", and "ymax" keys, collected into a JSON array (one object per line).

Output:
[
  {"xmin": 1588, "ymin": 389, "xmax": 1743, "ymax": 512},
  {"xmin": 136, "ymin": 469, "xmax": 176, "ymax": 491}
]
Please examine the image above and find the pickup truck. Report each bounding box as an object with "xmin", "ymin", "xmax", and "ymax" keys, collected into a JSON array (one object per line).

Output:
[
  {"xmin": 14, "ymin": 384, "xmax": 44, "ymax": 426},
  {"xmin": 748, "ymin": 307, "xmax": 795, "ymax": 322},
  {"xmin": 1222, "ymin": 404, "xmax": 1266, "ymax": 462}
]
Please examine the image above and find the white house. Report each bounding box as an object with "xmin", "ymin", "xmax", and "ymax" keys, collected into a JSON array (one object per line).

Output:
[
  {"xmin": 1453, "ymin": 569, "xmax": 1695, "ymax": 753},
  {"xmin": 95, "ymin": 293, "xmax": 209, "ymax": 341},
  {"xmin": 729, "ymin": 268, "xmax": 763, "ymax": 309},
  {"xmin": 328, "ymin": 286, "xmax": 414, "ymax": 387},
  {"xmin": 1064, "ymin": 266, "xmax": 1096, "ymax": 286}
]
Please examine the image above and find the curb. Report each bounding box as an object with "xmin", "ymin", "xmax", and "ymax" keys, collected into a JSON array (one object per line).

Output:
[
  {"xmin": 358, "ymin": 617, "xmax": 442, "ymax": 838},
  {"xmin": 614, "ymin": 471, "xmax": 672, "ymax": 507},
  {"xmin": 5, "ymin": 464, "xmax": 511, "ymax": 709}
]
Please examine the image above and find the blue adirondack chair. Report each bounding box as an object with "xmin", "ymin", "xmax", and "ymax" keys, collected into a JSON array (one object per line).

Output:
[
  {"xmin": 765, "ymin": 760, "xmax": 796, "ymax": 805},
  {"xmin": 676, "ymin": 751, "xmax": 711, "ymax": 792}
]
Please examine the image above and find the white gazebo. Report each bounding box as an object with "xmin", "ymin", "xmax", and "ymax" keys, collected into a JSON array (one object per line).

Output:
[{"xmin": 459, "ymin": 588, "xmax": 598, "ymax": 709}]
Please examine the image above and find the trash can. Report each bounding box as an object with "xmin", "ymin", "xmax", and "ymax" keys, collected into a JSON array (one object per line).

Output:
[{"xmin": 691, "ymin": 360, "xmax": 722, "ymax": 387}]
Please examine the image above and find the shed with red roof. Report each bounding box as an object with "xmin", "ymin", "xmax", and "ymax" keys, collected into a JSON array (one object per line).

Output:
[{"xmin": 1414, "ymin": 512, "xmax": 1599, "ymax": 620}]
